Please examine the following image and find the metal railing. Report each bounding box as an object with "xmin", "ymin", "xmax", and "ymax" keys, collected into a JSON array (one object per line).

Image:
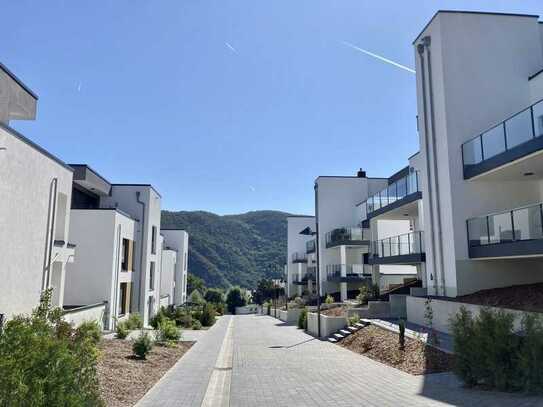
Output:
[
  {"xmin": 467, "ymin": 202, "xmax": 543, "ymax": 247},
  {"xmin": 325, "ymin": 264, "xmax": 367, "ymax": 280},
  {"xmin": 306, "ymin": 239, "xmax": 316, "ymax": 253},
  {"xmin": 291, "ymin": 252, "xmax": 307, "ymax": 262},
  {"xmin": 361, "ymin": 170, "xmax": 420, "ymax": 217},
  {"xmin": 325, "ymin": 227, "xmax": 370, "ymax": 246},
  {"xmin": 373, "ymin": 231, "xmax": 424, "ymax": 258},
  {"xmin": 462, "ymin": 99, "xmax": 543, "ymax": 168}
]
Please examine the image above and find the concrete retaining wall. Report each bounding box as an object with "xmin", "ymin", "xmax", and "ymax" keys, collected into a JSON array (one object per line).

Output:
[
  {"xmin": 307, "ymin": 312, "xmax": 347, "ymax": 338},
  {"xmin": 236, "ymin": 304, "xmax": 259, "ymax": 315},
  {"xmin": 63, "ymin": 302, "xmax": 106, "ymax": 329},
  {"xmin": 406, "ymin": 296, "xmax": 541, "ymax": 334},
  {"xmin": 389, "ymin": 295, "xmax": 408, "ymax": 318}
]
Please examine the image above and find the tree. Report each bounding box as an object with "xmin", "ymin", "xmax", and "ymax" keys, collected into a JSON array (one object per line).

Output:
[
  {"xmin": 189, "ymin": 289, "xmax": 205, "ymax": 305},
  {"xmin": 204, "ymin": 288, "xmax": 225, "ymax": 304},
  {"xmin": 252, "ymin": 279, "xmax": 275, "ymax": 305},
  {"xmin": 187, "ymin": 273, "xmax": 206, "ymax": 295},
  {"xmin": 226, "ymin": 287, "xmax": 247, "ymax": 314}
]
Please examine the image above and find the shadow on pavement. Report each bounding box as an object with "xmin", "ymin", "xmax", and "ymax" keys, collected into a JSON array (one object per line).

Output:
[{"xmin": 268, "ymin": 338, "xmax": 315, "ymax": 349}]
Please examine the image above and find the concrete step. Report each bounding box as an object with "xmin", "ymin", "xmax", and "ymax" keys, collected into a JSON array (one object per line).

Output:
[
  {"xmin": 327, "ymin": 337, "xmax": 338, "ymax": 343},
  {"xmin": 347, "ymin": 326, "xmax": 358, "ymax": 332},
  {"xmin": 339, "ymin": 329, "xmax": 351, "ymax": 335},
  {"xmin": 333, "ymin": 333, "xmax": 345, "ymax": 339},
  {"xmin": 354, "ymin": 322, "xmax": 367, "ymax": 328}
]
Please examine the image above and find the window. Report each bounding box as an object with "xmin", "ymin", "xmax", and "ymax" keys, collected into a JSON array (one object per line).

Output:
[
  {"xmin": 184, "ymin": 253, "xmax": 187, "ymax": 271},
  {"xmin": 121, "ymin": 239, "xmax": 132, "ymax": 271},
  {"xmin": 149, "ymin": 262, "xmax": 155, "ymax": 290},
  {"xmin": 119, "ymin": 283, "xmax": 128, "ymax": 315},
  {"xmin": 151, "ymin": 226, "xmax": 157, "ymax": 254}
]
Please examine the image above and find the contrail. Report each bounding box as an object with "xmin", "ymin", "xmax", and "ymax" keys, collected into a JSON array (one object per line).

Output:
[
  {"xmin": 341, "ymin": 41, "xmax": 415, "ymax": 74},
  {"xmin": 225, "ymin": 42, "xmax": 237, "ymax": 54}
]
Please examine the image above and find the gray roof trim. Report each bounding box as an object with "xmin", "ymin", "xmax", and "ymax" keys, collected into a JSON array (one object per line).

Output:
[
  {"xmin": 111, "ymin": 183, "xmax": 162, "ymax": 198},
  {"xmin": 0, "ymin": 122, "xmax": 73, "ymax": 172},
  {"xmin": 408, "ymin": 151, "xmax": 421, "ymax": 160},
  {"xmin": 286, "ymin": 215, "xmax": 315, "ymax": 218},
  {"xmin": 71, "ymin": 207, "xmax": 139, "ymax": 222},
  {"xmin": 413, "ymin": 10, "xmax": 539, "ymax": 45},
  {"xmin": 0, "ymin": 62, "xmax": 38, "ymax": 100},
  {"xmin": 68, "ymin": 163, "xmax": 112, "ymax": 186},
  {"xmin": 529, "ymin": 68, "xmax": 543, "ymax": 81}
]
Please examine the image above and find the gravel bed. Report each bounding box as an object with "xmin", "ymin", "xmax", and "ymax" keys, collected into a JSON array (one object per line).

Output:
[
  {"xmin": 340, "ymin": 325, "xmax": 453, "ymax": 375},
  {"xmin": 97, "ymin": 339, "xmax": 193, "ymax": 406}
]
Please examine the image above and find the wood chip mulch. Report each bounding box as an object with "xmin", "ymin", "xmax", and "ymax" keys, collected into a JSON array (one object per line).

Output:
[
  {"xmin": 321, "ymin": 306, "xmax": 346, "ymax": 316},
  {"xmin": 339, "ymin": 325, "xmax": 453, "ymax": 375},
  {"xmin": 454, "ymin": 283, "xmax": 543, "ymax": 313},
  {"xmin": 97, "ymin": 339, "xmax": 194, "ymax": 407}
]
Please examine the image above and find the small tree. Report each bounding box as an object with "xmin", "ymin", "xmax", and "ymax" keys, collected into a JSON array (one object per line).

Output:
[
  {"xmin": 226, "ymin": 287, "xmax": 246, "ymax": 314},
  {"xmin": 199, "ymin": 302, "xmax": 216, "ymax": 327},
  {"xmin": 204, "ymin": 288, "xmax": 225, "ymax": 305},
  {"xmin": 398, "ymin": 319, "xmax": 406, "ymax": 350},
  {"xmin": 324, "ymin": 294, "xmax": 334, "ymax": 304},
  {"xmin": 356, "ymin": 286, "xmax": 369, "ymax": 306},
  {"xmin": 189, "ymin": 289, "xmax": 205, "ymax": 305},
  {"xmin": 133, "ymin": 331, "xmax": 153, "ymax": 359}
]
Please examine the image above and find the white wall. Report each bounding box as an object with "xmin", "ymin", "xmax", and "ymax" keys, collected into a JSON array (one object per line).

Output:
[
  {"xmin": 162, "ymin": 229, "xmax": 189, "ymax": 305},
  {"xmin": 286, "ymin": 216, "xmax": 315, "ymax": 297},
  {"xmin": 0, "ymin": 124, "xmax": 73, "ymax": 319},
  {"xmin": 160, "ymin": 248, "xmax": 177, "ymax": 304}
]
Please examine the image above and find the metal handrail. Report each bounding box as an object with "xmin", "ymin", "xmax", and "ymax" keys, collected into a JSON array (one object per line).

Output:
[
  {"xmin": 306, "ymin": 239, "xmax": 316, "ymax": 253},
  {"xmin": 325, "ymin": 227, "xmax": 369, "ymax": 245},
  {"xmin": 291, "ymin": 252, "xmax": 307, "ymax": 262},
  {"xmin": 373, "ymin": 231, "xmax": 425, "ymax": 257},
  {"xmin": 361, "ymin": 170, "xmax": 420, "ymax": 216}
]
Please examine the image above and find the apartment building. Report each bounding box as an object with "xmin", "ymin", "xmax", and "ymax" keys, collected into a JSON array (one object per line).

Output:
[
  {"xmin": 286, "ymin": 215, "xmax": 315, "ymax": 298},
  {"xmin": 0, "ymin": 63, "xmax": 75, "ymax": 320},
  {"xmin": 413, "ymin": 10, "xmax": 543, "ymax": 297},
  {"xmin": 161, "ymin": 229, "xmax": 189, "ymax": 306}
]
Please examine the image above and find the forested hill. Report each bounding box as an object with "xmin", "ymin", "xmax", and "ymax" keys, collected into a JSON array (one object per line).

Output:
[{"xmin": 161, "ymin": 210, "xmax": 291, "ymax": 288}]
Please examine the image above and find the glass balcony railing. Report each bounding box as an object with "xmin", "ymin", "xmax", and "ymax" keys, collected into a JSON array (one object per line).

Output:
[
  {"xmin": 373, "ymin": 231, "xmax": 424, "ymax": 258},
  {"xmin": 462, "ymin": 99, "xmax": 543, "ymax": 169},
  {"xmin": 291, "ymin": 252, "xmax": 307, "ymax": 263},
  {"xmin": 325, "ymin": 264, "xmax": 366, "ymax": 280},
  {"xmin": 467, "ymin": 203, "xmax": 543, "ymax": 247},
  {"xmin": 361, "ymin": 170, "xmax": 420, "ymax": 218},
  {"xmin": 306, "ymin": 239, "xmax": 316, "ymax": 254},
  {"xmin": 325, "ymin": 227, "xmax": 370, "ymax": 247}
]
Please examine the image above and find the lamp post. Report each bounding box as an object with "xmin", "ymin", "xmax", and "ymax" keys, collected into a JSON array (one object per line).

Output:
[{"xmin": 299, "ymin": 181, "xmax": 321, "ymax": 337}]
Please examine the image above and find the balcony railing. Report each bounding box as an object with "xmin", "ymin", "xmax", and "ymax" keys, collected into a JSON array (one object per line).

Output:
[
  {"xmin": 360, "ymin": 170, "xmax": 420, "ymax": 218},
  {"xmin": 325, "ymin": 227, "xmax": 370, "ymax": 247},
  {"xmin": 373, "ymin": 231, "xmax": 424, "ymax": 258},
  {"xmin": 462, "ymin": 99, "xmax": 543, "ymax": 175},
  {"xmin": 325, "ymin": 264, "xmax": 367, "ymax": 280},
  {"xmin": 291, "ymin": 252, "xmax": 307, "ymax": 263},
  {"xmin": 306, "ymin": 239, "xmax": 316, "ymax": 254},
  {"xmin": 467, "ymin": 202, "xmax": 543, "ymax": 247}
]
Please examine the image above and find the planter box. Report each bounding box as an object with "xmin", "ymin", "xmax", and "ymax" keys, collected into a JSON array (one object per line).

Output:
[
  {"xmin": 307, "ymin": 312, "xmax": 347, "ymax": 338},
  {"xmin": 406, "ymin": 296, "xmax": 542, "ymax": 334}
]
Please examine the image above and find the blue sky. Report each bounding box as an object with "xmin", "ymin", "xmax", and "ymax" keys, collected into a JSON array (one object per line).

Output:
[{"xmin": 3, "ymin": 1, "xmax": 542, "ymax": 215}]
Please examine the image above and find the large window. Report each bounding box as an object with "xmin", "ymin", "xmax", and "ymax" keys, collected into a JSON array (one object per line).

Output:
[
  {"xmin": 119, "ymin": 283, "xmax": 128, "ymax": 316},
  {"xmin": 121, "ymin": 239, "xmax": 133, "ymax": 271},
  {"xmin": 149, "ymin": 262, "xmax": 155, "ymax": 290},
  {"xmin": 151, "ymin": 226, "xmax": 157, "ymax": 254}
]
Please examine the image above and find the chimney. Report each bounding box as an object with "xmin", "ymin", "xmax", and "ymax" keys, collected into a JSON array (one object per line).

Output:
[{"xmin": 356, "ymin": 168, "xmax": 366, "ymax": 178}]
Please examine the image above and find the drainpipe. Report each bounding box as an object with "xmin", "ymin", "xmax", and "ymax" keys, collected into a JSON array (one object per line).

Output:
[
  {"xmin": 314, "ymin": 181, "xmax": 321, "ymax": 338},
  {"xmin": 418, "ymin": 36, "xmax": 447, "ymax": 296},
  {"xmin": 417, "ymin": 42, "xmax": 439, "ymax": 296},
  {"xmin": 136, "ymin": 191, "xmax": 146, "ymax": 315},
  {"xmin": 43, "ymin": 178, "xmax": 58, "ymax": 290}
]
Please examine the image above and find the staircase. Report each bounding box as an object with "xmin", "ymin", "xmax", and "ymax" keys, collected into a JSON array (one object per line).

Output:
[{"xmin": 326, "ymin": 320, "xmax": 369, "ymax": 343}]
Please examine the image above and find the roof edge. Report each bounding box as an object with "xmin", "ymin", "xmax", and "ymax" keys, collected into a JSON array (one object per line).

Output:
[{"xmin": 0, "ymin": 62, "xmax": 39, "ymax": 100}]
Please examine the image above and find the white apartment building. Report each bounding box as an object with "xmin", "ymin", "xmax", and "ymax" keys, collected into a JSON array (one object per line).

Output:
[
  {"xmin": 0, "ymin": 63, "xmax": 75, "ymax": 320},
  {"xmin": 286, "ymin": 215, "xmax": 315, "ymax": 298},
  {"xmin": 161, "ymin": 229, "xmax": 189, "ymax": 306},
  {"xmin": 413, "ymin": 10, "xmax": 543, "ymax": 297}
]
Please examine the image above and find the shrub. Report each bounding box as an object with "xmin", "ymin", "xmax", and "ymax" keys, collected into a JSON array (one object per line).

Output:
[
  {"xmin": 189, "ymin": 289, "xmax": 205, "ymax": 305},
  {"xmin": 192, "ymin": 320, "xmax": 202, "ymax": 330},
  {"xmin": 200, "ymin": 303, "xmax": 216, "ymax": 327},
  {"xmin": 356, "ymin": 286, "xmax": 369, "ymax": 306},
  {"xmin": 150, "ymin": 308, "xmax": 169, "ymax": 329},
  {"xmin": 226, "ymin": 287, "xmax": 246, "ymax": 314},
  {"xmin": 347, "ymin": 314, "xmax": 359, "ymax": 327},
  {"xmin": 324, "ymin": 295, "xmax": 334, "ymax": 304},
  {"xmin": 215, "ymin": 302, "xmax": 225, "ymax": 315},
  {"xmin": 126, "ymin": 313, "xmax": 143, "ymax": 330},
  {"xmin": 0, "ymin": 289, "xmax": 104, "ymax": 406},
  {"xmin": 298, "ymin": 308, "xmax": 308, "ymax": 330},
  {"xmin": 116, "ymin": 321, "xmax": 130, "ymax": 339},
  {"xmin": 370, "ymin": 284, "xmax": 380, "ymax": 299},
  {"xmin": 133, "ymin": 332, "xmax": 153, "ymax": 359},
  {"xmin": 157, "ymin": 319, "xmax": 181, "ymax": 343},
  {"xmin": 181, "ymin": 312, "xmax": 193, "ymax": 328},
  {"xmin": 398, "ymin": 319, "xmax": 406, "ymax": 350},
  {"xmin": 75, "ymin": 320, "xmax": 101, "ymax": 345},
  {"xmin": 266, "ymin": 302, "xmax": 271, "ymax": 315},
  {"xmin": 204, "ymin": 288, "xmax": 225, "ymax": 305},
  {"xmin": 449, "ymin": 306, "xmax": 537, "ymax": 392}
]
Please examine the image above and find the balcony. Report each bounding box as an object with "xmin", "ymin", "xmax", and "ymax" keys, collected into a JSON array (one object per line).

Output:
[
  {"xmin": 467, "ymin": 202, "xmax": 543, "ymax": 258},
  {"xmin": 360, "ymin": 169, "xmax": 421, "ymax": 220},
  {"xmin": 325, "ymin": 264, "xmax": 370, "ymax": 282},
  {"xmin": 462, "ymin": 99, "xmax": 543, "ymax": 180},
  {"xmin": 291, "ymin": 252, "xmax": 307, "ymax": 263},
  {"xmin": 325, "ymin": 227, "xmax": 370, "ymax": 248},
  {"xmin": 369, "ymin": 231, "xmax": 425, "ymax": 265},
  {"xmin": 306, "ymin": 239, "xmax": 316, "ymax": 254},
  {"xmin": 304, "ymin": 268, "xmax": 316, "ymax": 281}
]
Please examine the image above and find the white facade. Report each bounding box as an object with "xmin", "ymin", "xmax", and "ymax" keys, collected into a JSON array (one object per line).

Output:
[
  {"xmin": 161, "ymin": 229, "xmax": 189, "ymax": 306},
  {"xmin": 0, "ymin": 64, "xmax": 74, "ymax": 319},
  {"xmin": 286, "ymin": 216, "xmax": 315, "ymax": 298},
  {"xmin": 414, "ymin": 11, "xmax": 543, "ymax": 297},
  {"xmin": 160, "ymin": 246, "xmax": 177, "ymax": 306}
]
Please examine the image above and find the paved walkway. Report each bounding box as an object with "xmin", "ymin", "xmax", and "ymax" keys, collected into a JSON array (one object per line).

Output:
[{"xmin": 138, "ymin": 314, "xmax": 543, "ymax": 406}]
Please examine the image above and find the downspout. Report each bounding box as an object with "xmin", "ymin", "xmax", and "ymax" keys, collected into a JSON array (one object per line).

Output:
[
  {"xmin": 424, "ymin": 37, "xmax": 447, "ymax": 296},
  {"xmin": 44, "ymin": 178, "xmax": 58, "ymax": 290},
  {"xmin": 417, "ymin": 43, "xmax": 439, "ymax": 296},
  {"xmin": 136, "ymin": 192, "xmax": 146, "ymax": 314},
  {"xmin": 111, "ymin": 224, "xmax": 122, "ymax": 330},
  {"xmin": 314, "ymin": 181, "xmax": 321, "ymax": 338}
]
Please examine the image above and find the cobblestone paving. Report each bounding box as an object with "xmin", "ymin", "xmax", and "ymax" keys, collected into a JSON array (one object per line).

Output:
[{"xmin": 230, "ymin": 315, "xmax": 543, "ymax": 407}]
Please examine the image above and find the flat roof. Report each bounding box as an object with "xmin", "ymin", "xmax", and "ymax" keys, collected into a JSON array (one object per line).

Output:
[
  {"xmin": 0, "ymin": 62, "xmax": 38, "ymax": 100},
  {"xmin": 413, "ymin": 10, "xmax": 539, "ymax": 44},
  {"xmin": 286, "ymin": 215, "xmax": 314, "ymax": 218},
  {"xmin": 111, "ymin": 183, "xmax": 162, "ymax": 198},
  {"xmin": 69, "ymin": 164, "xmax": 112, "ymax": 186}
]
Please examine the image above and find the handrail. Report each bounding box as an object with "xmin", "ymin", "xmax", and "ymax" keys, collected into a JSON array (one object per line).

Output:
[
  {"xmin": 325, "ymin": 227, "xmax": 369, "ymax": 245},
  {"xmin": 361, "ymin": 170, "xmax": 420, "ymax": 216},
  {"xmin": 373, "ymin": 231, "xmax": 425, "ymax": 257}
]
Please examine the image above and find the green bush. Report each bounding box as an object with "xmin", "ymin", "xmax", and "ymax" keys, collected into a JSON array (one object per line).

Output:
[
  {"xmin": 450, "ymin": 306, "xmax": 543, "ymax": 392},
  {"xmin": 150, "ymin": 308, "xmax": 169, "ymax": 329},
  {"xmin": 75, "ymin": 320, "xmax": 101, "ymax": 345},
  {"xmin": 133, "ymin": 332, "xmax": 153, "ymax": 359},
  {"xmin": 157, "ymin": 319, "xmax": 181, "ymax": 343},
  {"xmin": 200, "ymin": 303, "xmax": 216, "ymax": 327},
  {"xmin": 324, "ymin": 295, "xmax": 334, "ymax": 304},
  {"xmin": 192, "ymin": 320, "xmax": 202, "ymax": 330},
  {"xmin": 226, "ymin": 287, "xmax": 246, "ymax": 314},
  {"xmin": 398, "ymin": 319, "xmax": 406, "ymax": 350},
  {"xmin": 126, "ymin": 313, "xmax": 143, "ymax": 330},
  {"xmin": 0, "ymin": 289, "xmax": 104, "ymax": 406},
  {"xmin": 347, "ymin": 314, "xmax": 359, "ymax": 327},
  {"xmin": 356, "ymin": 286, "xmax": 369, "ymax": 306},
  {"xmin": 204, "ymin": 288, "xmax": 225, "ymax": 305},
  {"xmin": 116, "ymin": 321, "xmax": 130, "ymax": 339},
  {"xmin": 189, "ymin": 289, "xmax": 205, "ymax": 305},
  {"xmin": 215, "ymin": 302, "xmax": 225, "ymax": 315},
  {"xmin": 298, "ymin": 308, "xmax": 308, "ymax": 330}
]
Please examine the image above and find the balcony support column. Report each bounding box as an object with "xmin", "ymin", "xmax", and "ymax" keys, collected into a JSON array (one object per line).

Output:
[
  {"xmin": 340, "ymin": 245, "xmax": 347, "ymax": 302},
  {"xmin": 297, "ymin": 264, "xmax": 303, "ymax": 297}
]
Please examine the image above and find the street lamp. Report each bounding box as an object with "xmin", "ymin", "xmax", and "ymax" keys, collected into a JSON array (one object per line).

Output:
[{"xmin": 299, "ymin": 182, "xmax": 321, "ymax": 337}]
